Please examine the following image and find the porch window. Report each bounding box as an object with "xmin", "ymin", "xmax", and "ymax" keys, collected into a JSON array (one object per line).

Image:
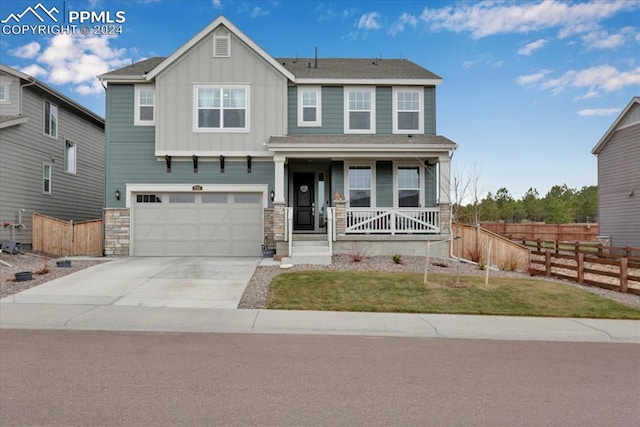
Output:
[
  {"xmin": 44, "ymin": 100, "xmax": 58, "ymax": 138},
  {"xmin": 194, "ymin": 85, "xmax": 249, "ymax": 132},
  {"xmin": 134, "ymin": 85, "xmax": 155, "ymax": 126},
  {"xmin": 344, "ymin": 87, "xmax": 375, "ymax": 133},
  {"xmin": 397, "ymin": 166, "xmax": 420, "ymax": 207},
  {"xmin": 298, "ymin": 87, "xmax": 321, "ymax": 126},
  {"xmin": 393, "ymin": 87, "xmax": 423, "ymax": 134},
  {"xmin": 348, "ymin": 166, "xmax": 372, "ymax": 207}
]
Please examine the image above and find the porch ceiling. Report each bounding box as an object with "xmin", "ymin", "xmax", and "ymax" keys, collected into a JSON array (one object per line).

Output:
[{"xmin": 268, "ymin": 135, "xmax": 457, "ymax": 158}]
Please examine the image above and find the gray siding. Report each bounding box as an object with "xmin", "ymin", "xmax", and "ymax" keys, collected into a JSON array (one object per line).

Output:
[
  {"xmin": 0, "ymin": 86, "xmax": 104, "ymax": 245},
  {"xmin": 376, "ymin": 160, "xmax": 393, "ymax": 206},
  {"xmin": 288, "ymin": 85, "xmax": 436, "ymax": 135},
  {"xmin": 106, "ymin": 84, "xmax": 275, "ymax": 208},
  {"xmin": 597, "ymin": 123, "xmax": 640, "ymax": 247},
  {"xmin": 154, "ymin": 30, "xmax": 287, "ymax": 154},
  {"xmin": 425, "ymin": 164, "xmax": 437, "ymax": 207}
]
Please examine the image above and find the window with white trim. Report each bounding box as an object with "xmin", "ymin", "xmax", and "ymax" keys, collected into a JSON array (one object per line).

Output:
[
  {"xmin": 397, "ymin": 166, "xmax": 420, "ymax": 207},
  {"xmin": 44, "ymin": 100, "xmax": 58, "ymax": 138},
  {"xmin": 348, "ymin": 165, "xmax": 373, "ymax": 207},
  {"xmin": 393, "ymin": 87, "xmax": 423, "ymax": 133},
  {"xmin": 297, "ymin": 87, "xmax": 321, "ymax": 126},
  {"xmin": 64, "ymin": 140, "xmax": 76, "ymax": 174},
  {"xmin": 344, "ymin": 87, "xmax": 375, "ymax": 133},
  {"xmin": 43, "ymin": 163, "xmax": 52, "ymax": 194},
  {"xmin": 0, "ymin": 84, "xmax": 7, "ymax": 102},
  {"xmin": 194, "ymin": 85, "xmax": 249, "ymax": 132},
  {"xmin": 134, "ymin": 86, "xmax": 155, "ymax": 126}
]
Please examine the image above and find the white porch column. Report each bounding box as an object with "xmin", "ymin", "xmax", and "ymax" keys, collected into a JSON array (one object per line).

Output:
[
  {"xmin": 438, "ymin": 155, "xmax": 451, "ymax": 204},
  {"xmin": 274, "ymin": 155, "xmax": 286, "ymax": 204}
]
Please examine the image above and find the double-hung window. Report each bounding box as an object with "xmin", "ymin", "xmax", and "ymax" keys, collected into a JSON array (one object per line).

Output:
[
  {"xmin": 393, "ymin": 87, "xmax": 423, "ymax": 133},
  {"xmin": 344, "ymin": 87, "xmax": 375, "ymax": 133},
  {"xmin": 397, "ymin": 166, "xmax": 421, "ymax": 207},
  {"xmin": 134, "ymin": 86, "xmax": 155, "ymax": 125},
  {"xmin": 348, "ymin": 165, "xmax": 373, "ymax": 207},
  {"xmin": 194, "ymin": 85, "xmax": 249, "ymax": 132},
  {"xmin": 297, "ymin": 87, "xmax": 321, "ymax": 126},
  {"xmin": 43, "ymin": 163, "xmax": 52, "ymax": 194},
  {"xmin": 64, "ymin": 141, "xmax": 76, "ymax": 174},
  {"xmin": 0, "ymin": 84, "xmax": 7, "ymax": 102},
  {"xmin": 44, "ymin": 100, "xmax": 58, "ymax": 138}
]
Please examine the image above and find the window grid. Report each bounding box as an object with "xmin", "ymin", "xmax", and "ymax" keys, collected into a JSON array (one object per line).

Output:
[
  {"xmin": 43, "ymin": 164, "xmax": 51, "ymax": 193},
  {"xmin": 0, "ymin": 85, "xmax": 7, "ymax": 101},
  {"xmin": 196, "ymin": 86, "xmax": 247, "ymax": 130},
  {"xmin": 348, "ymin": 166, "xmax": 372, "ymax": 208},
  {"xmin": 44, "ymin": 100, "xmax": 58, "ymax": 138}
]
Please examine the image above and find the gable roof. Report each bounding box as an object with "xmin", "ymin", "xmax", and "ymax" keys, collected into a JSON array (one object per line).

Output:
[
  {"xmin": 145, "ymin": 16, "xmax": 294, "ymax": 82},
  {"xmin": 278, "ymin": 58, "xmax": 442, "ymax": 85},
  {"xmin": 1, "ymin": 64, "xmax": 104, "ymax": 126},
  {"xmin": 592, "ymin": 97, "xmax": 640, "ymax": 155}
]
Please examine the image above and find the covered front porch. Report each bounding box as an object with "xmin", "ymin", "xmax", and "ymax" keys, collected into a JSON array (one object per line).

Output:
[{"xmin": 265, "ymin": 135, "xmax": 456, "ymax": 262}]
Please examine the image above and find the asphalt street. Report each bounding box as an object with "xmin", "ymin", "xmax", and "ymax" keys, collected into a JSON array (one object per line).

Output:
[{"xmin": 1, "ymin": 329, "xmax": 639, "ymax": 426}]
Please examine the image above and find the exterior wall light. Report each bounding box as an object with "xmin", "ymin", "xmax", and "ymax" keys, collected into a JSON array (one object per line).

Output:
[
  {"xmin": 115, "ymin": 189, "xmax": 121, "ymax": 201},
  {"xmin": 270, "ymin": 190, "xmax": 275, "ymax": 202}
]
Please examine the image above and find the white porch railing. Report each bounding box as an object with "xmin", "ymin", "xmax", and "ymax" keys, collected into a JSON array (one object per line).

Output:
[
  {"xmin": 326, "ymin": 207, "xmax": 336, "ymax": 254},
  {"xmin": 346, "ymin": 208, "xmax": 440, "ymax": 235}
]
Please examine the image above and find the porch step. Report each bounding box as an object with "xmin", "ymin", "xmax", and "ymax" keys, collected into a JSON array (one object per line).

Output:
[{"xmin": 286, "ymin": 239, "xmax": 332, "ymax": 265}]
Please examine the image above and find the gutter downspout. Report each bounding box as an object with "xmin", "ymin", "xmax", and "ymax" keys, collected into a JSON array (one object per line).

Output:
[{"xmin": 19, "ymin": 78, "xmax": 37, "ymax": 116}]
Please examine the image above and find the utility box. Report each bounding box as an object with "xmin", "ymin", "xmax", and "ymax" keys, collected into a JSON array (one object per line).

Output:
[{"xmin": 0, "ymin": 240, "xmax": 21, "ymax": 254}]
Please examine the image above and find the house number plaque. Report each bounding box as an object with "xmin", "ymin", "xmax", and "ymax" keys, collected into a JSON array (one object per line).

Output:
[{"xmin": 192, "ymin": 185, "xmax": 203, "ymax": 191}]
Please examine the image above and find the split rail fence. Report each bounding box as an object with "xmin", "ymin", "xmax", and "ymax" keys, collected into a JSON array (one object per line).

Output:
[
  {"xmin": 525, "ymin": 240, "xmax": 640, "ymax": 295},
  {"xmin": 32, "ymin": 213, "xmax": 103, "ymax": 257}
]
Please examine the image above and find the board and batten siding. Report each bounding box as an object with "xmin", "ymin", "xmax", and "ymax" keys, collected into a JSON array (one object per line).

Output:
[
  {"xmin": 0, "ymin": 86, "xmax": 104, "ymax": 245},
  {"xmin": 597, "ymin": 123, "xmax": 640, "ymax": 248},
  {"xmin": 106, "ymin": 84, "xmax": 275, "ymax": 209},
  {"xmin": 154, "ymin": 30, "xmax": 288, "ymax": 154},
  {"xmin": 288, "ymin": 86, "xmax": 436, "ymax": 135}
]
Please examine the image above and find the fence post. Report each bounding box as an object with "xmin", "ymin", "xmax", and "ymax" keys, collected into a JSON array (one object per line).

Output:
[
  {"xmin": 536, "ymin": 239, "xmax": 541, "ymax": 252},
  {"xmin": 619, "ymin": 258, "xmax": 628, "ymax": 293},
  {"xmin": 545, "ymin": 250, "xmax": 551, "ymax": 277},
  {"xmin": 574, "ymin": 241, "xmax": 580, "ymax": 256},
  {"xmin": 577, "ymin": 253, "xmax": 584, "ymax": 284}
]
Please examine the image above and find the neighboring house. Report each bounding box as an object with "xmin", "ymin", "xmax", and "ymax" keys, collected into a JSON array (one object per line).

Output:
[
  {"xmin": 591, "ymin": 97, "xmax": 640, "ymax": 248},
  {"xmin": 98, "ymin": 16, "xmax": 457, "ymax": 261},
  {"xmin": 0, "ymin": 64, "xmax": 105, "ymax": 248}
]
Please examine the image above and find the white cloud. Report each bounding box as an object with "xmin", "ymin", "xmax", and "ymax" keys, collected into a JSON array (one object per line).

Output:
[
  {"xmin": 212, "ymin": 0, "xmax": 222, "ymax": 8},
  {"xmin": 534, "ymin": 65, "xmax": 640, "ymax": 96},
  {"xmin": 10, "ymin": 41, "xmax": 41, "ymax": 59},
  {"xmin": 19, "ymin": 33, "xmax": 130, "ymax": 95},
  {"xmin": 358, "ymin": 12, "xmax": 382, "ymax": 30},
  {"xmin": 250, "ymin": 6, "xmax": 269, "ymax": 18},
  {"xmin": 420, "ymin": 0, "xmax": 639, "ymax": 40},
  {"xmin": 516, "ymin": 69, "xmax": 552, "ymax": 85},
  {"xmin": 577, "ymin": 108, "xmax": 622, "ymax": 116},
  {"xmin": 389, "ymin": 12, "xmax": 418, "ymax": 36},
  {"xmin": 462, "ymin": 60, "xmax": 476, "ymax": 69},
  {"xmin": 518, "ymin": 38, "xmax": 548, "ymax": 55},
  {"xmin": 582, "ymin": 27, "xmax": 634, "ymax": 50}
]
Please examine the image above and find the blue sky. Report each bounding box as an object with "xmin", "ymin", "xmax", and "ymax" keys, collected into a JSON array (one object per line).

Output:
[{"xmin": 1, "ymin": 0, "xmax": 639, "ymax": 200}]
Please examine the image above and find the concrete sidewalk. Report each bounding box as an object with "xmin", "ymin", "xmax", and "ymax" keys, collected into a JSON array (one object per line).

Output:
[{"xmin": 1, "ymin": 303, "xmax": 638, "ymax": 343}]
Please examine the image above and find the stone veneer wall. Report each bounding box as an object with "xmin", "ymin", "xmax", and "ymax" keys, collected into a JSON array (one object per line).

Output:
[
  {"xmin": 104, "ymin": 208, "xmax": 130, "ymax": 256},
  {"xmin": 263, "ymin": 208, "xmax": 274, "ymax": 249},
  {"xmin": 438, "ymin": 204, "xmax": 451, "ymax": 235}
]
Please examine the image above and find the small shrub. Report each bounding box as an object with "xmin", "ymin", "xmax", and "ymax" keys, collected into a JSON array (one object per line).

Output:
[
  {"xmin": 348, "ymin": 244, "xmax": 368, "ymax": 262},
  {"xmin": 392, "ymin": 254, "xmax": 403, "ymax": 264},
  {"xmin": 35, "ymin": 253, "xmax": 50, "ymax": 275},
  {"xmin": 478, "ymin": 262, "xmax": 486, "ymax": 271},
  {"xmin": 500, "ymin": 250, "xmax": 522, "ymax": 272},
  {"xmin": 466, "ymin": 242, "xmax": 486, "ymax": 264}
]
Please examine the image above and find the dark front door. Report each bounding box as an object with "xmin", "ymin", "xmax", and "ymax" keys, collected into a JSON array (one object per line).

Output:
[{"xmin": 294, "ymin": 172, "xmax": 315, "ymax": 230}]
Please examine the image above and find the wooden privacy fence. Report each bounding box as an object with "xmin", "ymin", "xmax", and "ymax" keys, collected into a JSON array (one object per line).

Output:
[
  {"xmin": 32, "ymin": 213, "xmax": 103, "ymax": 257},
  {"xmin": 527, "ymin": 242, "xmax": 640, "ymax": 295},
  {"xmin": 481, "ymin": 222, "xmax": 598, "ymax": 242},
  {"xmin": 452, "ymin": 223, "xmax": 530, "ymax": 272}
]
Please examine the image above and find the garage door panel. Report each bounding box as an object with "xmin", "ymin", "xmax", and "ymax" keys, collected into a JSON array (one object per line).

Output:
[{"xmin": 132, "ymin": 191, "xmax": 263, "ymax": 256}]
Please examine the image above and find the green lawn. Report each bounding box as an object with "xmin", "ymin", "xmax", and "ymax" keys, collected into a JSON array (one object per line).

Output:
[{"xmin": 266, "ymin": 271, "xmax": 640, "ymax": 319}]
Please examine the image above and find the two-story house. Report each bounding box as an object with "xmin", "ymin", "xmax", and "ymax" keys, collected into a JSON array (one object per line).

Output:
[
  {"xmin": 99, "ymin": 16, "xmax": 457, "ymax": 262},
  {"xmin": 0, "ymin": 64, "xmax": 105, "ymax": 249}
]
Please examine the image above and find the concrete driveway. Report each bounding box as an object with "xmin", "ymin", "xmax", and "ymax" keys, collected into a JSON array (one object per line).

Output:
[{"xmin": 1, "ymin": 257, "xmax": 260, "ymax": 309}]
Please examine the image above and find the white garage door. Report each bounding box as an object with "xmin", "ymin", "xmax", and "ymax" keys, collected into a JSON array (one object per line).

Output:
[{"xmin": 132, "ymin": 192, "xmax": 263, "ymax": 256}]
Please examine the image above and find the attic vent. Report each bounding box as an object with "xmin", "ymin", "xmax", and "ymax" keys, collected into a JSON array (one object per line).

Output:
[{"xmin": 213, "ymin": 29, "xmax": 230, "ymax": 58}]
